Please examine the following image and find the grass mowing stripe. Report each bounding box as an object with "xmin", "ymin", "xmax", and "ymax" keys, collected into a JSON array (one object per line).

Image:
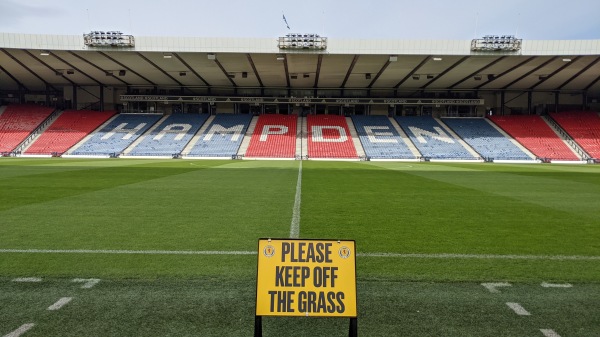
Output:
[
  {"xmin": 2, "ymin": 249, "xmax": 599, "ymax": 260},
  {"xmin": 289, "ymin": 161, "xmax": 302, "ymax": 238}
]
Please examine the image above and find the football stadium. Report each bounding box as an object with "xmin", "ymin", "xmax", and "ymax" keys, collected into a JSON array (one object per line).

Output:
[{"xmin": 1, "ymin": 5, "xmax": 600, "ymax": 337}]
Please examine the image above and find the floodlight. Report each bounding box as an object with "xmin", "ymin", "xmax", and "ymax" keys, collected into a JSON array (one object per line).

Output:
[
  {"xmin": 163, "ymin": 53, "xmax": 172, "ymax": 59},
  {"xmin": 207, "ymin": 53, "xmax": 216, "ymax": 60}
]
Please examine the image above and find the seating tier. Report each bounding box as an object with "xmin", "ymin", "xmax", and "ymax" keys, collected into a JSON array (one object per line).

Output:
[
  {"xmin": 307, "ymin": 115, "xmax": 357, "ymax": 159},
  {"xmin": 245, "ymin": 114, "xmax": 297, "ymax": 158},
  {"xmin": 394, "ymin": 116, "xmax": 476, "ymax": 159},
  {"xmin": 25, "ymin": 110, "xmax": 116, "ymax": 155},
  {"xmin": 489, "ymin": 115, "xmax": 578, "ymax": 160},
  {"xmin": 186, "ymin": 114, "xmax": 253, "ymax": 157}
]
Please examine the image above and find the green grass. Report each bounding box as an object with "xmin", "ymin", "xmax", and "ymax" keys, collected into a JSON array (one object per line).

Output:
[{"xmin": 1, "ymin": 158, "xmax": 599, "ymax": 336}]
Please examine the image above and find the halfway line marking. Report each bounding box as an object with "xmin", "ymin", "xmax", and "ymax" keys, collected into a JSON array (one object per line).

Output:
[
  {"xmin": 540, "ymin": 329, "xmax": 561, "ymax": 337},
  {"xmin": 47, "ymin": 297, "xmax": 72, "ymax": 311},
  {"xmin": 12, "ymin": 277, "xmax": 42, "ymax": 283},
  {"xmin": 541, "ymin": 282, "xmax": 572, "ymax": 288},
  {"xmin": 481, "ymin": 282, "xmax": 511, "ymax": 293},
  {"xmin": 72, "ymin": 278, "xmax": 101, "ymax": 289},
  {"xmin": 289, "ymin": 160, "xmax": 302, "ymax": 238},
  {"xmin": 1, "ymin": 249, "xmax": 600, "ymax": 261},
  {"xmin": 506, "ymin": 302, "xmax": 531, "ymax": 316},
  {"xmin": 2, "ymin": 323, "xmax": 35, "ymax": 337}
]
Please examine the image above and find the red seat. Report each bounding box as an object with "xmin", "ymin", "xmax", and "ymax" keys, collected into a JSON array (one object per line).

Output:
[
  {"xmin": 307, "ymin": 115, "xmax": 357, "ymax": 159},
  {"xmin": 549, "ymin": 111, "xmax": 600, "ymax": 159},
  {"xmin": 489, "ymin": 115, "xmax": 578, "ymax": 160},
  {"xmin": 0, "ymin": 104, "xmax": 55, "ymax": 152},
  {"xmin": 245, "ymin": 114, "xmax": 297, "ymax": 158},
  {"xmin": 25, "ymin": 110, "xmax": 116, "ymax": 155}
]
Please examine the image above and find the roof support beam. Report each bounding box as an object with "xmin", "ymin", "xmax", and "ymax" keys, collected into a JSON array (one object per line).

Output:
[
  {"xmin": 558, "ymin": 56, "xmax": 600, "ymax": 90},
  {"xmin": 313, "ymin": 54, "xmax": 323, "ymax": 88},
  {"xmin": 49, "ymin": 51, "xmax": 103, "ymax": 85},
  {"xmin": 246, "ymin": 54, "xmax": 263, "ymax": 88},
  {"xmin": 173, "ymin": 53, "xmax": 210, "ymax": 87},
  {"xmin": 0, "ymin": 63, "xmax": 28, "ymax": 91},
  {"xmin": 283, "ymin": 54, "xmax": 290, "ymax": 88},
  {"xmin": 502, "ymin": 57, "xmax": 558, "ymax": 89},
  {"xmin": 421, "ymin": 56, "xmax": 468, "ymax": 89},
  {"xmin": 1, "ymin": 49, "xmax": 57, "ymax": 91},
  {"xmin": 212, "ymin": 57, "xmax": 237, "ymax": 87},
  {"xmin": 23, "ymin": 50, "xmax": 75, "ymax": 88},
  {"xmin": 530, "ymin": 56, "xmax": 581, "ymax": 89},
  {"xmin": 97, "ymin": 51, "xmax": 156, "ymax": 86},
  {"xmin": 341, "ymin": 55, "xmax": 359, "ymax": 88},
  {"xmin": 367, "ymin": 59, "xmax": 391, "ymax": 88},
  {"xmin": 68, "ymin": 51, "xmax": 129, "ymax": 86},
  {"xmin": 394, "ymin": 56, "xmax": 429, "ymax": 89},
  {"xmin": 136, "ymin": 52, "xmax": 184, "ymax": 86},
  {"xmin": 449, "ymin": 57, "xmax": 506, "ymax": 89},
  {"xmin": 475, "ymin": 56, "xmax": 535, "ymax": 89}
]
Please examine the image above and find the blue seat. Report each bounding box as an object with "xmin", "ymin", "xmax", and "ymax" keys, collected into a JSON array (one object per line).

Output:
[
  {"xmin": 442, "ymin": 118, "xmax": 531, "ymax": 160},
  {"xmin": 187, "ymin": 114, "xmax": 253, "ymax": 157},
  {"xmin": 394, "ymin": 116, "xmax": 476, "ymax": 160},
  {"xmin": 352, "ymin": 116, "xmax": 415, "ymax": 159},
  {"xmin": 72, "ymin": 114, "xmax": 162, "ymax": 155},
  {"xmin": 128, "ymin": 114, "xmax": 209, "ymax": 156}
]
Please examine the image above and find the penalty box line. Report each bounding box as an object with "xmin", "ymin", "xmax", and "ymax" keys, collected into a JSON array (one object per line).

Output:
[{"xmin": 1, "ymin": 249, "xmax": 600, "ymax": 261}]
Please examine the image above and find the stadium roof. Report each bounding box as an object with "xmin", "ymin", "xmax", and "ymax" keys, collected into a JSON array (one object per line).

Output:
[{"xmin": 1, "ymin": 33, "xmax": 600, "ymax": 95}]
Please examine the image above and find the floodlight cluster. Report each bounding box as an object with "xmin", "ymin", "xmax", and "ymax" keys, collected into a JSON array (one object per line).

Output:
[
  {"xmin": 471, "ymin": 35, "xmax": 521, "ymax": 51},
  {"xmin": 84, "ymin": 31, "xmax": 135, "ymax": 47},
  {"xmin": 278, "ymin": 33, "xmax": 327, "ymax": 50}
]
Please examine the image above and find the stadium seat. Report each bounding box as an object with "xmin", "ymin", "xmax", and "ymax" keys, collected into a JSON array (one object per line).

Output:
[
  {"xmin": 441, "ymin": 118, "xmax": 532, "ymax": 161},
  {"xmin": 71, "ymin": 114, "xmax": 162, "ymax": 156},
  {"xmin": 307, "ymin": 115, "xmax": 357, "ymax": 159},
  {"xmin": 245, "ymin": 114, "xmax": 297, "ymax": 158},
  {"xmin": 351, "ymin": 115, "xmax": 415, "ymax": 159},
  {"xmin": 25, "ymin": 110, "xmax": 116, "ymax": 155},
  {"xmin": 127, "ymin": 114, "xmax": 209, "ymax": 157},
  {"xmin": 0, "ymin": 104, "xmax": 55, "ymax": 152},
  {"xmin": 394, "ymin": 116, "xmax": 477, "ymax": 160},
  {"xmin": 186, "ymin": 114, "xmax": 253, "ymax": 157},
  {"xmin": 549, "ymin": 111, "xmax": 600, "ymax": 159},
  {"xmin": 489, "ymin": 115, "xmax": 579, "ymax": 160}
]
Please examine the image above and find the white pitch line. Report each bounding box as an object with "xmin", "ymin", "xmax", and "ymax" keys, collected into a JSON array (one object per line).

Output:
[
  {"xmin": 481, "ymin": 282, "xmax": 511, "ymax": 293},
  {"xmin": 541, "ymin": 282, "xmax": 573, "ymax": 288},
  {"xmin": 47, "ymin": 297, "xmax": 72, "ymax": 311},
  {"xmin": 1, "ymin": 249, "xmax": 600, "ymax": 261},
  {"xmin": 72, "ymin": 278, "xmax": 101, "ymax": 289},
  {"xmin": 506, "ymin": 302, "xmax": 531, "ymax": 316},
  {"xmin": 11, "ymin": 277, "xmax": 42, "ymax": 283},
  {"xmin": 289, "ymin": 160, "xmax": 302, "ymax": 238},
  {"xmin": 540, "ymin": 329, "xmax": 562, "ymax": 337},
  {"xmin": 2, "ymin": 323, "xmax": 35, "ymax": 337}
]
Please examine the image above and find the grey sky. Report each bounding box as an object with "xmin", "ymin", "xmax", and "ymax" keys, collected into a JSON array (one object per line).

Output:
[{"xmin": 1, "ymin": 0, "xmax": 599, "ymax": 40}]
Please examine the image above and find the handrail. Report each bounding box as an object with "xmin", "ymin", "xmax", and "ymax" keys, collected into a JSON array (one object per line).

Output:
[
  {"xmin": 542, "ymin": 115, "xmax": 590, "ymax": 159},
  {"xmin": 13, "ymin": 109, "xmax": 62, "ymax": 153}
]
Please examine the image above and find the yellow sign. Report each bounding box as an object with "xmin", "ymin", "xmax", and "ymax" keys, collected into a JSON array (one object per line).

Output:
[{"xmin": 255, "ymin": 238, "xmax": 357, "ymax": 317}]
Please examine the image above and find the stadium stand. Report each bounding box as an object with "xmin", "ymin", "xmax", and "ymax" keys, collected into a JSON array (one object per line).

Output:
[
  {"xmin": 441, "ymin": 118, "xmax": 532, "ymax": 161},
  {"xmin": 126, "ymin": 114, "xmax": 209, "ymax": 157},
  {"xmin": 549, "ymin": 111, "xmax": 600, "ymax": 159},
  {"xmin": 245, "ymin": 114, "xmax": 297, "ymax": 158},
  {"xmin": 307, "ymin": 115, "xmax": 357, "ymax": 159},
  {"xmin": 394, "ymin": 116, "xmax": 477, "ymax": 160},
  {"xmin": 24, "ymin": 110, "xmax": 116, "ymax": 155},
  {"xmin": 352, "ymin": 115, "xmax": 416, "ymax": 159},
  {"xmin": 489, "ymin": 115, "xmax": 579, "ymax": 161},
  {"xmin": 185, "ymin": 114, "xmax": 253, "ymax": 158},
  {"xmin": 0, "ymin": 104, "xmax": 55, "ymax": 153},
  {"xmin": 70, "ymin": 114, "xmax": 162, "ymax": 156}
]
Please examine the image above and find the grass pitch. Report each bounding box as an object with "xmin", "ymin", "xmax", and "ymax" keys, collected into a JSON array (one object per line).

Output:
[{"xmin": 1, "ymin": 158, "xmax": 599, "ymax": 336}]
